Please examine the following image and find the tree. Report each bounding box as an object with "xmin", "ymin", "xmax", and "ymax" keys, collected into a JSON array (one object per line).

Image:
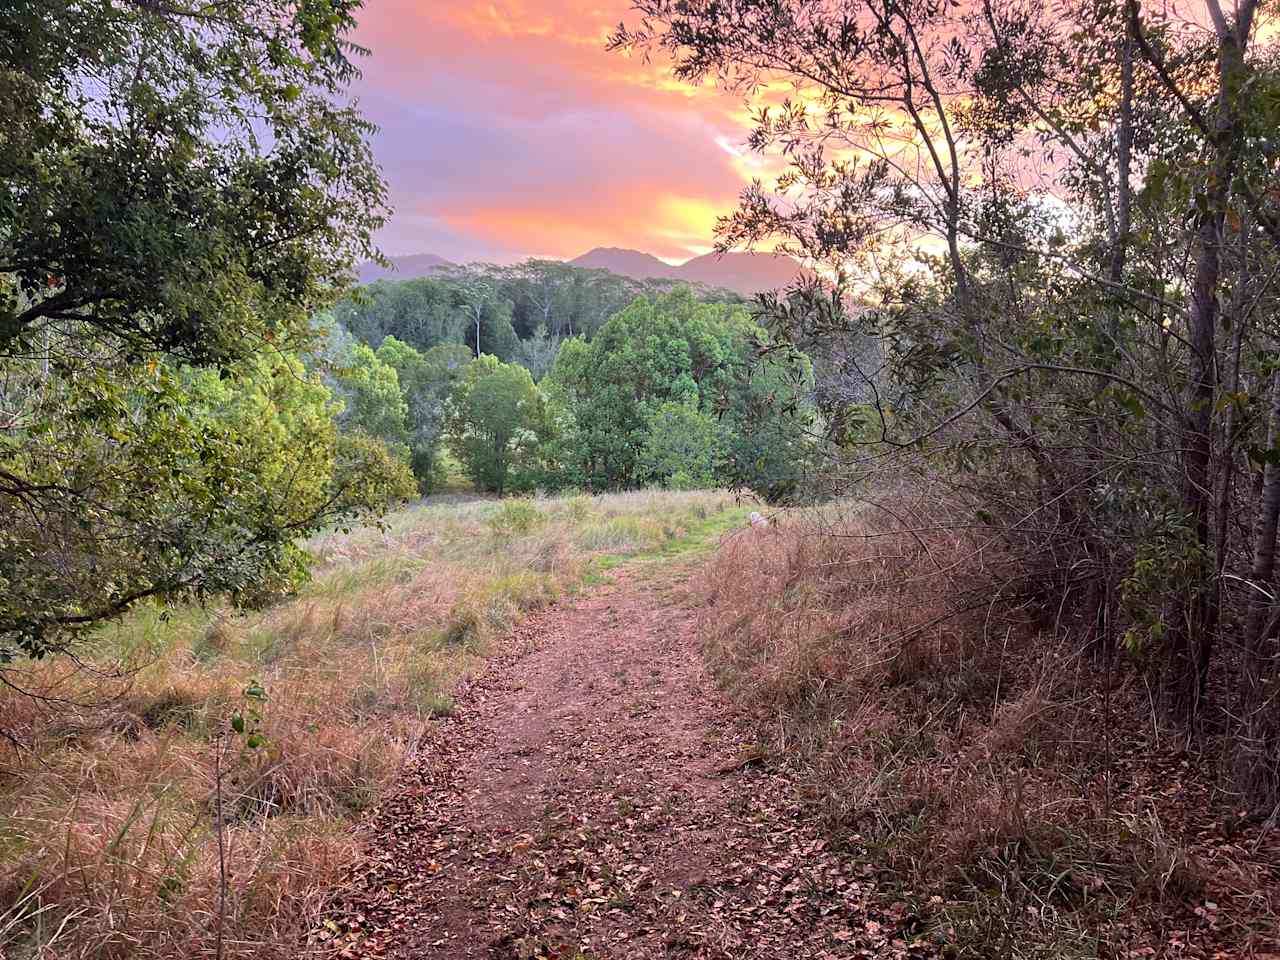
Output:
[
  {"xmin": 443, "ymin": 356, "xmax": 548, "ymax": 496},
  {"xmin": 447, "ymin": 269, "xmax": 520, "ymax": 362},
  {"xmin": 332, "ymin": 279, "xmax": 468, "ymax": 353},
  {"xmin": 544, "ymin": 289, "xmax": 724, "ymax": 489},
  {"xmin": 0, "ymin": 0, "xmax": 395, "ymax": 655},
  {"xmin": 614, "ymin": 0, "xmax": 1280, "ymax": 792},
  {"xmin": 513, "ymin": 323, "xmax": 562, "ymax": 381},
  {"xmin": 639, "ymin": 402, "xmax": 726, "ymax": 489},
  {"xmin": 542, "ymin": 287, "xmax": 805, "ymax": 492},
  {"xmin": 334, "ymin": 342, "xmax": 409, "ymax": 445},
  {"xmin": 2, "ymin": 0, "xmax": 386, "ymax": 362},
  {"xmin": 0, "ymin": 351, "xmax": 415, "ymax": 660},
  {"xmin": 376, "ymin": 337, "xmax": 473, "ymax": 491}
]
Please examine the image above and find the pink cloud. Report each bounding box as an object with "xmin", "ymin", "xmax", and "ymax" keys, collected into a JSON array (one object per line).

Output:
[{"xmin": 347, "ymin": 0, "xmax": 754, "ymax": 261}]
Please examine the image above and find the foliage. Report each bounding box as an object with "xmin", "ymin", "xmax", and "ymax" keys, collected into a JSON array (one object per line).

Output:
[
  {"xmin": 0, "ymin": 349, "xmax": 414, "ymax": 660},
  {"xmin": 444, "ymin": 356, "xmax": 548, "ymax": 495},
  {"xmin": 639, "ymin": 401, "xmax": 726, "ymax": 490},
  {"xmin": 513, "ymin": 323, "xmax": 562, "ymax": 381},
  {"xmin": 545, "ymin": 287, "xmax": 813, "ymax": 494},
  {"xmin": 614, "ymin": 0, "xmax": 1280, "ymax": 795},
  {"xmin": 1, "ymin": 0, "xmax": 386, "ymax": 363},
  {"xmin": 333, "ymin": 260, "xmax": 747, "ymax": 364},
  {"xmin": 334, "ymin": 342, "xmax": 409, "ymax": 445},
  {"xmin": 0, "ymin": 0, "xmax": 393, "ymax": 653},
  {"xmin": 544, "ymin": 289, "xmax": 735, "ymax": 488},
  {"xmin": 334, "ymin": 279, "xmax": 468, "ymax": 353},
  {"xmin": 376, "ymin": 338, "xmax": 474, "ymax": 491}
]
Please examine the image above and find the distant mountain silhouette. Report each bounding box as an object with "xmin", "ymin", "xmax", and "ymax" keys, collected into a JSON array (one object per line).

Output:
[
  {"xmin": 354, "ymin": 247, "xmax": 801, "ymax": 296},
  {"xmin": 357, "ymin": 253, "xmax": 453, "ymax": 285},
  {"xmin": 568, "ymin": 247, "xmax": 680, "ymax": 280},
  {"xmin": 570, "ymin": 247, "xmax": 799, "ymax": 296},
  {"xmin": 676, "ymin": 251, "xmax": 800, "ymax": 294}
]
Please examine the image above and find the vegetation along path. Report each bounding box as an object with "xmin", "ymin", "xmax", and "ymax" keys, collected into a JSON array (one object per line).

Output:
[{"xmin": 327, "ymin": 554, "xmax": 911, "ymax": 959}]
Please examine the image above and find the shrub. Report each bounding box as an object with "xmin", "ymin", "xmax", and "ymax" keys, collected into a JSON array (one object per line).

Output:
[{"xmin": 488, "ymin": 499, "xmax": 545, "ymax": 536}]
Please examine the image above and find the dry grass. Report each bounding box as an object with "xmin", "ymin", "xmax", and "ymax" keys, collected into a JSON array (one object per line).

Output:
[
  {"xmin": 0, "ymin": 489, "xmax": 744, "ymax": 959},
  {"xmin": 697, "ymin": 487, "xmax": 1279, "ymax": 957}
]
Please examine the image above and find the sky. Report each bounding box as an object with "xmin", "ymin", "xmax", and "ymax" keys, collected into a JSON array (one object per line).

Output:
[{"xmin": 349, "ymin": 1, "xmax": 766, "ymax": 264}]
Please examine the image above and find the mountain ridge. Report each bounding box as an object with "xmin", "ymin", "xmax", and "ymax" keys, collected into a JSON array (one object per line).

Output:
[
  {"xmin": 569, "ymin": 247, "xmax": 799, "ymax": 295},
  {"xmin": 357, "ymin": 253, "xmax": 453, "ymax": 285},
  {"xmin": 357, "ymin": 247, "xmax": 801, "ymax": 296}
]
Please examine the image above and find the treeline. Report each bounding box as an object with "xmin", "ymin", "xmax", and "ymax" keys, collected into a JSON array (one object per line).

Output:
[
  {"xmin": 332, "ymin": 259, "xmax": 741, "ymax": 375},
  {"xmin": 322, "ymin": 280, "xmax": 815, "ymax": 500}
]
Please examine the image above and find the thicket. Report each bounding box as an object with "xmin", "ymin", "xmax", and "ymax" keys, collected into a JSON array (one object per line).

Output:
[{"xmin": 618, "ymin": 0, "xmax": 1280, "ymax": 805}]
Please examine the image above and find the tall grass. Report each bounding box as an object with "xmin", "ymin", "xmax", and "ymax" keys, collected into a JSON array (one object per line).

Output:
[
  {"xmin": 0, "ymin": 489, "xmax": 742, "ymax": 959},
  {"xmin": 697, "ymin": 488, "xmax": 1275, "ymax": 956}
]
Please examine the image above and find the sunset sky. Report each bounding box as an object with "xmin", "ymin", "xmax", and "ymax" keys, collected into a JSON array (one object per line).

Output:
[{"xmin": 349, "ymin": 1, "xmax": 764, "ymax": 264}]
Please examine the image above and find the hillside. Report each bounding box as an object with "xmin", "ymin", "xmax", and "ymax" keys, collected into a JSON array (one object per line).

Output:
[
  {"xmin": 571, "ymin": 246, "xmax": 801, "ymax": 296},
  {"xmin": 357, "ymin": 253, "xmax": 453, "ymax": 285}
]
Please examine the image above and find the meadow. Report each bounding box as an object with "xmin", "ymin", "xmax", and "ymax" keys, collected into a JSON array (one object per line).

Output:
[{"xmin": 0, "ymin": 490, "xmax": 746, "ymax": 959}]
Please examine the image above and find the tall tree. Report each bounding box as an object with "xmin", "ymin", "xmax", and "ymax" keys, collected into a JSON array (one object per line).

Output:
[
  {"xmin": 0, "ymin": 0, "xmax": 399, "ymax": 656},
  {"xmin": 444, "ymin": 356, "xmax": 548, "ymax": 496}
]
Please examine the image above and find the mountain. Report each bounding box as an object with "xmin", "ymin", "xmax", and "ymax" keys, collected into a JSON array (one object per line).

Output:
[
  {"xmin": 677, "ymin": 251, "xmax": 800, "ymax": 295},
  {"xmin": 568, "ymin": 247, "xmax": 680, "ymax": 280},
  {"xmin": 357, "ymin": 253, "xmax": 453, "ymax": 285},
  {"xmin": 570, "ymin": 246, "xmax": 799, "ymax": 296},
  {"xmin": 355, "ymin": 247, "xmax": 801, "ymax": 296}
]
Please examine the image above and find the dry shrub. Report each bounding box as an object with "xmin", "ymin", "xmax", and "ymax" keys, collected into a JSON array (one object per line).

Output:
[
  {"xmin": 1123, "ymin": 809, "xmax": 1206, "ymax": 903},
  {"xmin": 229, "ymin": 720, "xmax": 398, "ymax": 819},
  {"xmin": 695, "ymin": 486, "xmax": 1255, "ymax": 955},
  {"xmin": 699, "ymin": 489, "xmax": 1006, "ymax": 711},
  {"xmin": 0, "ymin": 722, "xmax": 364, "ymax": 959},
  {"xmin": 441, "ymin": 571, "xmax": 561, "ymax": 648},
  {"xmin": 968, "ymin": 686, "xmax": 1066, "ymax": 766}
]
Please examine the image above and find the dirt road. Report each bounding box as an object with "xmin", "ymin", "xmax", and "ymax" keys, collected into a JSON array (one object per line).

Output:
[{"xmin": 326, "ymin": 560, "xmax": 910, "ymax": 959}]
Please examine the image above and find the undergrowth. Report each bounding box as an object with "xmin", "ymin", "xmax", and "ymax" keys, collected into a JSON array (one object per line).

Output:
[
  {"xmin": 0, "ymin": 489, "xmax": 742, "ymax": 959},
  {"xmin": 698, "ymin": 488, "xmax": 1279, "ymax": 958}
]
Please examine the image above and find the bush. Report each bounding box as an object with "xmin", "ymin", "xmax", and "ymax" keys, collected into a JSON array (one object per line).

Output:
[{"xmin": 487, "ymin": 499, "xmax": 545, "ymax": 536}]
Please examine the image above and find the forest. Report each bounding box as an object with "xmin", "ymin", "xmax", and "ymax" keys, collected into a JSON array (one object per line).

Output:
[
  {"xmin": 3, "ymin": 0, "xmax": 1280, "ymax": 957},
  {"xmin": 319, "ymin": 263, "xmax": 814, "ymax": 500}
]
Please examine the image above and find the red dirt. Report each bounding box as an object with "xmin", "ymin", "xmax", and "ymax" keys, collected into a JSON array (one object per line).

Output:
[{"xmin": 324, "ymin": 563, "xmax": 916, "ymax": 959}]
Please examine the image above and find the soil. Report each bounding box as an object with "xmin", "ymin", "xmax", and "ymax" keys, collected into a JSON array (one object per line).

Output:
[{"xmin": 324, "ymin": 561, "xmax": 916, "ymax": 959}]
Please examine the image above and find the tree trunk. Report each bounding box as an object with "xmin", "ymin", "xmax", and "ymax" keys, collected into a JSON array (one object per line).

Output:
[
  {"xmin": 1173, "ymin": 178, "xmax": 1226, "ymax": 715},
  {"xmin": 1108, "ymin": 32, "xmax": 1134, "ymax": 289},
  {"xmin": 1130, "ymin": 0, "xmax": 1257, "ymax": 716},
  {"xmin": 1244, "ymin": 372, "xmax": 1280, "ymax": 696}
]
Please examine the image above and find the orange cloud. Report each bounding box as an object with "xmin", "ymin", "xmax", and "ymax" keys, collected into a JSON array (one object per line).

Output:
[{"xmin": 349, "ymin": 0, "xmax": 758, "ymax": 262}]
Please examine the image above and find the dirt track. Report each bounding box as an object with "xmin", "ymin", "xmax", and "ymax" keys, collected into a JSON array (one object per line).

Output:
[{"xmin": 327, "ymin": 560, "xmax": 913, "ymax": 959}]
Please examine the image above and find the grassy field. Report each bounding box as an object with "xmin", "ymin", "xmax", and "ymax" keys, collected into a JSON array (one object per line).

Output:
[{"xmin": 0, "ymin": 490, "xmax": 748, "ymax": 959}]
